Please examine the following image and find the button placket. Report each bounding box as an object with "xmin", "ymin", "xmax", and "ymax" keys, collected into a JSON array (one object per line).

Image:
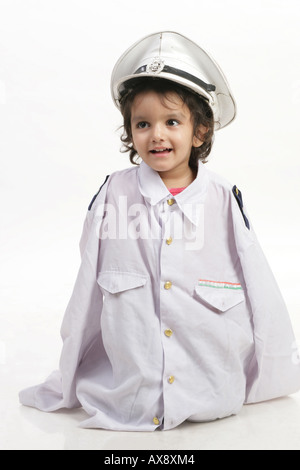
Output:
[
  {"xmin": 160, "ymin": 202, "xmax": 179, "ymax": 425},
  {"xmin": 165, "ymin": 196, "xmax": 176, "ymax": 245}
]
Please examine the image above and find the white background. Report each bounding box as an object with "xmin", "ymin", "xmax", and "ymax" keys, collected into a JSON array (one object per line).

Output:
[{"xmin": 0, "ymin": 0, "xmax": 300, "ymax": 450}]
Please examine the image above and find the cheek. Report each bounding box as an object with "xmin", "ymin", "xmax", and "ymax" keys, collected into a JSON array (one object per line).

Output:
[
  {"xmin": 179, "ymin": 129, "xmax": 196, "ymax": 148},
  {"xmin": 171, "ymin": 130, "xmax": 188, "ymax": 146},
  {"xmin": 132, "ymin": 131, "xmax": 148, "ymax": 150}
]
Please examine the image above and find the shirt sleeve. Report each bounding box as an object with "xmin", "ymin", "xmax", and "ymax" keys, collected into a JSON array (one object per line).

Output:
[
  {"xmin": 230, "ymin": 189, "xmax": 300, "ymax": 403},
  {"xmin": 19, "ymin": 178, "xmax": 110, "ymax": 411}
]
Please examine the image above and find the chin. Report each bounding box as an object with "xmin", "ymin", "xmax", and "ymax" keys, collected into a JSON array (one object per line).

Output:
[
  {"xmin": 144, "ymin": 155, "xmax": 172, "ymax": 165},
  {"xmin": 146, "ymin": 162, "xmax": 172, "ymax": 172}
]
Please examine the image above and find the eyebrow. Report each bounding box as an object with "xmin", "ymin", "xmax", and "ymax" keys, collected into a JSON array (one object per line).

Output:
[{"xmin": 131, "ymin": 112, "xmax": 187, "ymax": 123}]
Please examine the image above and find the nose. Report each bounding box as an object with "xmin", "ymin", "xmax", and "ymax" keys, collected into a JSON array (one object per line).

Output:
[{"xmin": 151, "ymin": 123, "xmax": 165, "ymax": 142}]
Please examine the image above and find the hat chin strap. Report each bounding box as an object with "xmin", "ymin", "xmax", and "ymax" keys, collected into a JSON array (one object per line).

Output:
[{"xmin": 134, "ymin": 64, "xmax": 216, "ymax": 94}]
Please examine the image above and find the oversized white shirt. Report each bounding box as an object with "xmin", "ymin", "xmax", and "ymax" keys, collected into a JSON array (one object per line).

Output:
[{"xmin": 19, "ymin": 160, "xmax": 300, "ymax": 431}]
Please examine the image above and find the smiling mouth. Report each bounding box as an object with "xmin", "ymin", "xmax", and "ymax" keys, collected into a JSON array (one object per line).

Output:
[{"xmin": 149, "ymin": 148, "xmax": 173, "ymax": 155}]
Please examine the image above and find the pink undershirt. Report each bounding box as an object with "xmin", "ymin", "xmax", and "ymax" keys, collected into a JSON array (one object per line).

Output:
[{"xmin": 168, "ymin": 187, "xmax": 187, "ymax": 196}]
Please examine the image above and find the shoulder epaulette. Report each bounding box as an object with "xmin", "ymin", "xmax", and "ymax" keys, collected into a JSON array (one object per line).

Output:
[
  {"xmin": 232, "ymin": 185, "xmax": 250, "ymax": 230},
  {"xmin": 88, "ymin": 175, "xmax": 110, "ymax": 211}
]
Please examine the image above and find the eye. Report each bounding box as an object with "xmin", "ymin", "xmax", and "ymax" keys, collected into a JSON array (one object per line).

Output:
[
  {"xmin": 137, "ymin": 121, "xmax": 150, "ymax": 129},
  {"xmin": 167, "ymin": 119, "xmax": 179, "ymax": 127}
]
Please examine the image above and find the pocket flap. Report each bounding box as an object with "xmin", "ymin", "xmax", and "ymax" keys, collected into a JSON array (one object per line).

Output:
[
  {"xmin": 195, "ymin": 280, "xmax": 245, "ymax": 312},
  {"xmin": 97, "ymin": 271, "xmax": 148, "ymax": 294}
]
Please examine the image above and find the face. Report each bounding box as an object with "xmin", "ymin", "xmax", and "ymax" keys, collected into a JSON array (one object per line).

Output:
[{"xmin": 130, "ymin": 90, "xmax": 203, "ymax": 184}]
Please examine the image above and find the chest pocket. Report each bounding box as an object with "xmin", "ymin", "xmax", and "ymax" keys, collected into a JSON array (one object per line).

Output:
[
  {"xmin": 194, "ymin": 282, "xmax": 245, "ymax": 313},
  {"xmin": 97, "ymin": 271, "xmax": 148, "ymax": 294}
]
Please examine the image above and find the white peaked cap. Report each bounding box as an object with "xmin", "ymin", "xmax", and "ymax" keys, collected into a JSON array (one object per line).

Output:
[{"xmin": 111, "ymin": 31, "xmax": 237, "ymax": 130}]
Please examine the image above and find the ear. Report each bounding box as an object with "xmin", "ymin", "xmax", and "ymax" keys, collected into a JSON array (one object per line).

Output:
[{"xmin": 193, "ymin": 125, "xmax": 208, "ymax": 148}]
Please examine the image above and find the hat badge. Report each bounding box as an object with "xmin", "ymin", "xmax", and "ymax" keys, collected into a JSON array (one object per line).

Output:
[{"xmin": 146, "ymin": 57, "xmax": 165, "ymax": 74}]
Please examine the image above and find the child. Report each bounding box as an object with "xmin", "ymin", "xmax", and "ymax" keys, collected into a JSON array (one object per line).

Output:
[{"xmin": 20, "ymin": 31, "xmax": 300, "ymax": 431}]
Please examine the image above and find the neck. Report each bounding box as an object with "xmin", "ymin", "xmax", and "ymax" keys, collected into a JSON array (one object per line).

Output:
[{"xmin": 158, "ymin": 166, "xmax": 197, "ymax": 189}]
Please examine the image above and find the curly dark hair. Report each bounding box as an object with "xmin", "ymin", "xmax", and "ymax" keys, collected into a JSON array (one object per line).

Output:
[{"xmin": 119, "ymin": 78, "xmax": 215, "ymax": 172}]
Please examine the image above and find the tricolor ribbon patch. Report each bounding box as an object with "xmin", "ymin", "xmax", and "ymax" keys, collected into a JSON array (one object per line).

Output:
[{"xmin": 198, "ymin": 279, "xmax": 243, "ymax": 291}]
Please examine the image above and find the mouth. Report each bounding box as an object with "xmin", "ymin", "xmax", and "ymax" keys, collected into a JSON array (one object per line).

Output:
[{"xmin": 149, "ymin": 148, "xmax": 173, "ymax": 157}]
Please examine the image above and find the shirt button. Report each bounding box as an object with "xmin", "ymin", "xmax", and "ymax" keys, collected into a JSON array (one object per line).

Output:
[
  {"xmin": 153, "ymin": 417, "xmax": 160, "ymax": 425},
  {"xmin": 164, "ymin": 329, "xmax": 173, "ymax": 338},
  {"xmin": 167, "ymin": 198, "xmax": 175, "ymax": 206},
  {"xmin": 164, "ymin": 281, "xmax": 172, "ymax": 290},
  {"xmin": 166, "ymin": 237, "xmax": 173, "ymax": 245},
  {"xmin": 168, "ymin": 376, "xmax": 175, "ymax": 384}
]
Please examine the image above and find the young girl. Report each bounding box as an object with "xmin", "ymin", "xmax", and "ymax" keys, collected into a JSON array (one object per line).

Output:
[{"xmin": 20, "ymin": 31, "xmax": 300, "ymax": 431}]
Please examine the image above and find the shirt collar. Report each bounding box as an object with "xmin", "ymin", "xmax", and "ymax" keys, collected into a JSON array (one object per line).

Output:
[{"xmin": 138, "ymin": 160, "xmax": 209, "ymax": 226}]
